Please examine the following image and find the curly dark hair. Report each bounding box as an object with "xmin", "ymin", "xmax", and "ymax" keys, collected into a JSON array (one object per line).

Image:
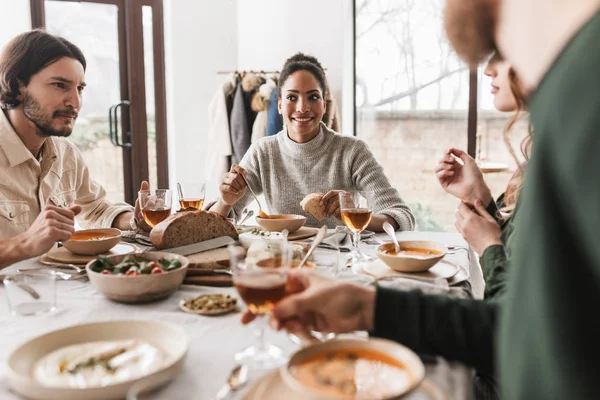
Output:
[
  {"xmin": 277, "ymin": 52, "xmax": 327, "ymax": 100},
  {"xmin": 0, "ymin": 29, "xmax": 86, "ymax": 110}
]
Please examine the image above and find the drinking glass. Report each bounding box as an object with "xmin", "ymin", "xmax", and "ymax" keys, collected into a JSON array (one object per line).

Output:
[
  {"xmin": 177, "ymin": 181, "xmax": 205, "ymax": 211},
  {"xmin": 229, "ymin": 241, "xmax": 292, "ymax": 369},
  {"xmin": 4, "ymin": 271, "xmax": 56, "ymax": 316},
  {"xmin": 293, "ymin": 247, "xmax": 341, "ymax": 277},
  {"xmin": 287, "ymin": 247, "xmax": 341, "ymax": 346},
  {"xmin": 138, "ymin": 189, "xmax": 172, "ymax": 228},
  {"xmin": 339, "ymin": 190, "xmax": 374, "ymax": 263}
]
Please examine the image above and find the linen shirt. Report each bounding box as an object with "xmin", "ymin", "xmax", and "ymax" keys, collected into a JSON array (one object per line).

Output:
[{"xmin": 0, "ymin": 109, "xmax": 132, "ymax": 238}]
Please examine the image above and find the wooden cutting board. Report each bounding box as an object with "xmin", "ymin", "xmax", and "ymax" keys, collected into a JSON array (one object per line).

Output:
[
  {"xmin": 287, "ymin": 227, "xmax": 319, "ymax": 241},
  {"xmin": 186, "ymin": 248, "xmax": 230, "ymax": 268},
  {"xmin": 183, "ymin": 275, "xmax": 232, "ymax": 287}
]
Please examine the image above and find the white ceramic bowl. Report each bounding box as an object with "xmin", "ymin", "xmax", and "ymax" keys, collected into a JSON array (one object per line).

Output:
[
  {"xmin": 238, "ymin": 230, "xmax": 285, "ymax": 249},
  {"xmin": 281, "ymin": 337, "xmax": 425, "ymax": 400},
  {"xmin": 255, "ymin": 214, "xmax": 306, "ymax": 233},
  {"xmin": 62, "ymin": 228, "xmax": 122, "ymax": 256},
  {"xmin": 86, "ymin": 252, "xmax": 188, "ymax": 303},
  {"xmin": 7, "ymin": 320, "xmax": 189, "ymax": 400},
  {"xmin": 376, "ymin": 241, "xmax": 447, "ymax": 272}
]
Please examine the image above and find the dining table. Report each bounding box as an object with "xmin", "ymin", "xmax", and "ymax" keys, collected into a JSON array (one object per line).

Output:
[{"xmin": 0, "ymin": 230, "xmax": 484, "ymax": 400}]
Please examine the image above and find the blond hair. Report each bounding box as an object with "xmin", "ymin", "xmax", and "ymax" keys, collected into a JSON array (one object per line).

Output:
[{"xmin": 500, "ymin": 68, "xmax": 533, "ymax": 216}]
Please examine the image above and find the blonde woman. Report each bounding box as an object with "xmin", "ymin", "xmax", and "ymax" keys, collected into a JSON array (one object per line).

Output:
[{"xmin": 436, "ymin": 52, "xmax": 531, "ymax": 298}]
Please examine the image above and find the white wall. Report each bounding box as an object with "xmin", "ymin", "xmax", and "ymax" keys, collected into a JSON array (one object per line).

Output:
[
  {"xmin": 236, "ymin": 0, "xmax": 346, "ymax": 121},
  {"xmin": 163, "ymin": 0, "xmax": 238, "ymax": 200},
  {"xmin": 164, "ymin": 0, "xmax": 352, "ymax": 198},
  {"xmin": 0, "ymin": 0, "xmax": 31, "ymax": 47}
]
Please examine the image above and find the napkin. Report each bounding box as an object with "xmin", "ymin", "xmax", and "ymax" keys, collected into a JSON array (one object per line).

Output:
[{"xmin": 322, "ymin": 232, "xmax": 353, "ymax": 250}]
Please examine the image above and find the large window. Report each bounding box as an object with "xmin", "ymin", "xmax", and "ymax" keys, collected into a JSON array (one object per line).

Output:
[{"xmin": 355, "ymin": 0, "xmax": 529, "ymax": 231}]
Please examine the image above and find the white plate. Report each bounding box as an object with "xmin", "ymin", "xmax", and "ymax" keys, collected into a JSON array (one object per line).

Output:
[
  {"xmin": 362, "ymin": 258, "xmax": 459, "ymax": 280},
  {"xmin": 241, "ymin": 370, "xmax": 449, "ymax": 400},
  {"xmin": 7, "ymin": 320, "xmax": 188, "ymax": 400}
]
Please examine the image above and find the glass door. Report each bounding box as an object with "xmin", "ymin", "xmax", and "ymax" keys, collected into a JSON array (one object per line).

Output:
[{"xmin": 31, "ymin": 0, "xmax": 169, "ymax": 205}]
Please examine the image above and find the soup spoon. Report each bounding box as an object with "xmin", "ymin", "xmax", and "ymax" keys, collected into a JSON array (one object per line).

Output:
[
  {"xmin": 215, "ymin": 364, "xmax": 249, "ymax": 400},
  {"xmin": 382, "ymin": 221, "xmax": 401, "ymax": 253},
  {"xmin": 298, "ymin": 226, "xmax": 327, "ymax": 269},
  {"xmin": 239, "ymin": 174, "xmax": 269, "ymax": 219}
]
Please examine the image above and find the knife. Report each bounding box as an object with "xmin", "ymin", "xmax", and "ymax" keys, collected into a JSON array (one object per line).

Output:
[{"xmin": 161, "ymin": 236, "xmax": 236, "ymax": 256}]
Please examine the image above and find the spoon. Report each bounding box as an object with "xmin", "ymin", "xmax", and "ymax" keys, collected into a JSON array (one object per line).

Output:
[
  {"xmin": 177, "ymin": 182, "xmax": 184, "ymax": 200},
  {"xmin": 382, "ymin": 221, "xmax": 401, "ymax": 253},
  {"xmin": 298, "ymin": 226, "xmax": 327, "ymax": 269},
  {"xmin": 215, "ymin": 364, "xmax": 249, "ymax": 400},
  {"xmin": 19, "ymin": 263, "xmax": 85, "ymax": 274},
  {"xmin": 2, "ymin": 275, "xmax": 40, "ymax": 300},
  {"xmin": 238, "ymin": 174, "xmax": 269, "ymax": 219},
  {"xmin": 236, "ymin": 209, "xmax": 254, "ymax": 227}
]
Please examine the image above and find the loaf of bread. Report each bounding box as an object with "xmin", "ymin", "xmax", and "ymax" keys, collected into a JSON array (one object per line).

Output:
[
  {"xmin": 150, "ymin": 210, "xmax": 238, "ymax": 250},
  {"xmin": 300, "ymin": 193, "xmax": 328, "ymax": 220}
]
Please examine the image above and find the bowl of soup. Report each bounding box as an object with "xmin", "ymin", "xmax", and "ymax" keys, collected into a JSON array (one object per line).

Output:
[
  {"xmin": 62, "ymin": 228, "xmax": 122, "ymax": 256},
  {"xmin": 281, "ymin": 337, "xmax": 425, "ymax": 400},
  {"xmin": 86, "ymin": 252, "xmax": 189, "ymax": 303},
  {"xmin": 255, "ymin": 214, "xmax": 306, "ymax": 233},
  {"xmin": 376, "ymin": 241, "xmax": 447, "ymax": 273}
]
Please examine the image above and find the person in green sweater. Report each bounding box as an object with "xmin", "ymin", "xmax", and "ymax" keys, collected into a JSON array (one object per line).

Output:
[
  {"xmin": 435, "ymin": 52, "xmax": 532, "ymax": 300},
  {"xmin": 246, "ymin": 1, "xmax": 600, "ymax": 399}
]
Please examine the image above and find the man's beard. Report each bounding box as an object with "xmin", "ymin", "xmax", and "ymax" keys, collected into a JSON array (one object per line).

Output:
[
  {"xmin": 444, "ymin": 0, "xmax": 499, "ymax": 67},
  {"xmin": 22, "ymin": 93, "xmax": 76, "ymax": 138}
]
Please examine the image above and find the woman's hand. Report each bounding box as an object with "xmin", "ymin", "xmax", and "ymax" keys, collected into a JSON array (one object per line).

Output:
[
  {"xmin": 436, "ymin": 148, "xmax": 492, "ymax": 206},
  {"xmin": 321, "ymin": 190, "xmax": 343, "ymax": 220},
  {"xmin": 455, "ymin": 200, "xmax": 502, "ymax": 255},
  {"xmin": 219, "ymin": 165, "xmax": 248, "ymax": 206}
]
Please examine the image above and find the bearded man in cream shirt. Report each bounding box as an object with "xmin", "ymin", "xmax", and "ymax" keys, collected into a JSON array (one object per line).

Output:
[{"xmin": 0, "ymin": 30, "xmax": 151, "ymax": 268}]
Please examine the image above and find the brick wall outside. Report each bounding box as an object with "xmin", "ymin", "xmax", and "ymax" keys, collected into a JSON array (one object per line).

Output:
[{"xmin": 358, "ymin": 109, "xmax": 529, "ymax": 231}]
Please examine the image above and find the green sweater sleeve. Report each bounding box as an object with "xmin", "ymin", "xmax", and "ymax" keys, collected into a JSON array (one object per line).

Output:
[
  {"xmin": 480, "ymin": 245, "xmax": 508, "ymax": 300},
  {"xmin": 372, "ymin": 286, "xmax": 498, "ymax": 376}
]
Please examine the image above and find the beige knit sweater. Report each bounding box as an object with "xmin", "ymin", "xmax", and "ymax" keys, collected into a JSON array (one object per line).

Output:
[{"xmin": 229, "ymin": 123, "xmax": 415, "ymax": 230}]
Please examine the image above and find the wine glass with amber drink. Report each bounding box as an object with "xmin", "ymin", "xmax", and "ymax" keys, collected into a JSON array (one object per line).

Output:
[
  {"xmin": 138, "ymin": 189, "xmax": 172, "ymax": 228},
  {"xmin": 229, "ymin": 241, "xmax": 292, "ymax": 369},
  {"xmin": 339, "ymin": 190, "xmax": 374, "ymax": 263},
  {"xmin": 177, "ymin": 182, "xmax": 205, "ymax": 210}
]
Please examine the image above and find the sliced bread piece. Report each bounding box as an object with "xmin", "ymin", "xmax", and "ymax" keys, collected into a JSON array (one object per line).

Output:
[
  {"xmin": 150, "ymin": 210, "xmax": 238, "ymax": 250},
  {"xmin": 300, "ymin": 193, "xmax": 328, "ymax": 220}
]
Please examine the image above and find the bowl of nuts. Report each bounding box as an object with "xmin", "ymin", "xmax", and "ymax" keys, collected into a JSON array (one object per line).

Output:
[{"xmin": 178, "ymin": 293, "xmax": 237, "ymax": 316}]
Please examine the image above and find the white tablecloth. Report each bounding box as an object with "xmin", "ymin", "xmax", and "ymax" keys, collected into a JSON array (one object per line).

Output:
[{"xmin": 0, "ymin": 231, "xmax": 482, "ymax": 400}]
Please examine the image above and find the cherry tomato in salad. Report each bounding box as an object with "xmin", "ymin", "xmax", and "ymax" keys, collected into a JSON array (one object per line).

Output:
[
  {"xmin": 101, "ymin": 270, "xmax": 111, "ymax": 275},
  {"xmin": 151, "ymin": 266, "xmax": 163, "ymax": 274},
  {"xmin": 126, "ymin": 270, "xmax": 140, "ymax": 276}
]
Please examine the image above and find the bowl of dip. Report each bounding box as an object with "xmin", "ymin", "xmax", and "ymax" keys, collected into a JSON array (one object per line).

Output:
[{"xmin": 6, "ymin": 320, "xmax": 189, "ymax": 400}]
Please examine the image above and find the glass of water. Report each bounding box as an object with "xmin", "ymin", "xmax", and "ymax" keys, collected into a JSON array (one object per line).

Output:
[{"xmin": 4, "ymin": 271, "xmax": 56, "ymax": 316}]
